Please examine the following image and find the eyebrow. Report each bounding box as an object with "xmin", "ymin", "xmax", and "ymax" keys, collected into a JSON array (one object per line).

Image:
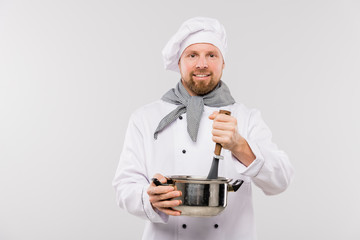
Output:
[{"xmin": 185, "ymin": 50, "xmax": 219, "ymax": 55}]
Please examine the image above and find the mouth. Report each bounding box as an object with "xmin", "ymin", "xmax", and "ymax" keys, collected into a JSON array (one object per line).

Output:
[{"xmin": 193, "ymin": 73, "xmax": 211, "ymax": 79}]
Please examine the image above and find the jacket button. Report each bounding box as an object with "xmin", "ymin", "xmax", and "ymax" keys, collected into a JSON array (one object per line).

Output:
[
  {"xmin": 182, "ymin": 149, "xmax": 186, "ymax": 154},
  {"xmin": 182, "ymin": 224, "xmax": 187, "ymax": 229},
  {"xmin": 214, "ymin": 224, "xmax": 219, "ymax": 229},
  {"xmin": 179, "ymin": 115, "xmax": 183, "ymax": 120}
]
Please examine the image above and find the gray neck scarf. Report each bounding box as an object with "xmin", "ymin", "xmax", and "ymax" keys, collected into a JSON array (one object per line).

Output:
[{"xmin": 154, "ymin": 80, "xmax": 235, "ymax": 142}]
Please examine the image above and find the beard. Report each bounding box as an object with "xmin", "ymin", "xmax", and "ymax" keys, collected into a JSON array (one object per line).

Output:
[{"xmin": 182, "ymin": 71, "xmax": 221, "ymax": 96}]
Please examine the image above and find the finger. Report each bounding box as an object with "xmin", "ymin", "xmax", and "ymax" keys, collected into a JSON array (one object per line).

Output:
[
  {"xmin": 212, "ymin": 134, "xmax": 227, "ymax": 142},
  {"xmin": 149, "ymin": 190, "xmax": 182, "ymax": 202},
  {"xmin": 148, "ymin": 185, "xmax": 175, "ymax": 195},
  {"xmin": 212, "ymin": 136, "xmax": 227, "ymax": 146},
  {"xmin": 208, "ymin": 111, "xmax": 219, "ymax": 120},
  {"xmin": 152, "ymin": 199, "xmax": 182, "ymax": 209},
  {"xmin": 214, "ymin": 114, "xmax": 235, "ymax": 123},
  {"xmin": 152, "ymin": 173, "xmax": 167, "ymax": 184},
  {"xmin": 157, "ymin": 207, "xmax": 181, "ymax": 216},
  {"xmin": 211, "ymin": 129, "xmax": 232, "ymax": 138},
  {"xmin": 213, "ymin": 121, "xmax": 235, "ymax": 131}
]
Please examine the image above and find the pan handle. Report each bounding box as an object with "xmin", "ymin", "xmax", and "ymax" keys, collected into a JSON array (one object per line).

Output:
[
  {"xmin": 228, "ymin": 179, "xmax": 244, "ymax": 192},
  {"xmin": 152, "ymin": 178, "xmax": 163, "ymax": 186},
  {"xmin": 152, "ymin": 177, "xmax": 173, "ymax": 186}
]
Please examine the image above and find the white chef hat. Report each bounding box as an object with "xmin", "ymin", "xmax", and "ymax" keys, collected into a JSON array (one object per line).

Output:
[{"xmin": 162, "ymin": 17, "xmax": 227, "ymax": 72}]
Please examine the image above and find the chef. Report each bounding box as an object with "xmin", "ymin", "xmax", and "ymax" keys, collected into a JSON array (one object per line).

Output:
[{"xmin": 113, "ymin": 17, "xmax": 294, "ymax": 240}]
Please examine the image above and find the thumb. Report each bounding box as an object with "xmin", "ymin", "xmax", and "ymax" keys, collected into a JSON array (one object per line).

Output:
[
  {"xmin": 208, "ymin": 111, "xmax": 219, "ymax": 120},
  {"xmin": 153, "ymin": 173, "xmax": 167, "ymax": 183}
]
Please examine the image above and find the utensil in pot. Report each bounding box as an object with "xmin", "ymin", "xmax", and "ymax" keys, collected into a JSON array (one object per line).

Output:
[
  {"xmin": 207, "ymin": 110, "xmax": 231, "ymax": 179},
  {"xmin": 152, "ymin": 176, "xmax": 244, "ymax": 217}
]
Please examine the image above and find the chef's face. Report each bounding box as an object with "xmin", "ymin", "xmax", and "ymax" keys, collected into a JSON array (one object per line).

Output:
[{"xmin": 178, "ymin": 43, "xmax": 225, "ymax": 96}]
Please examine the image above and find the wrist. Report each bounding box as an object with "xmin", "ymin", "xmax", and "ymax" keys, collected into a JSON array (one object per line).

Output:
[{"xmin": 231, "ymin": 137, "xmax": 256, "ymax": 167}]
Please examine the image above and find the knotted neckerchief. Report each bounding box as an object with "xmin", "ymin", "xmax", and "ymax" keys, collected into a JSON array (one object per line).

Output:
[{"xmin": 154, "ymin": 80, "xmax": 235, "ymax": 142}]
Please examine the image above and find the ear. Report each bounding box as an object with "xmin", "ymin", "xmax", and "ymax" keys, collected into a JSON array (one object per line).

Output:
[
  {"xmin": 178, "ymin": 60, "xmax": 181, "ymax": 72},
  {"xmin": 222, "ymin": 62, "xmax": 225, "ymax": 70}
]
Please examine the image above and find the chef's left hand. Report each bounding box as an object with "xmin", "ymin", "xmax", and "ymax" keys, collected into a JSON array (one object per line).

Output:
[
  {"xmin": 209, "ymin": 111, "xmax": 243, "ymax": 152},
  {"xmin": 209, "ymin": 111, "xmax": 256, "ymax": 167}
]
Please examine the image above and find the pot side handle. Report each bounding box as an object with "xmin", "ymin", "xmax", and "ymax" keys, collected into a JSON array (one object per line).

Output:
[
  {"xmin": 228, "ymin": 179, "xmax": 244, "ymax": 192},
  {"xmin": 152, "ymin": 177, "xmax": 173, "ymax": 186},
  {"xmin": 152, "ymin": 178, "xmax": 163, "ymax": 186}
]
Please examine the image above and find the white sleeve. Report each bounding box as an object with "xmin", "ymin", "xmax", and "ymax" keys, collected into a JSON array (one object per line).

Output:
[
  {"xmin": 112, "ymin": 113, "xmax": 168, "ymax": 223},
  {"xmin": 233, "ymin": 109, "xmax": 295, "ymax": 195}
]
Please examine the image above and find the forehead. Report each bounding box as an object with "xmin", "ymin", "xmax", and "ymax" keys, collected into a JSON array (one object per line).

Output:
[{"xmin": 182, "ymin": 43, "xmax": 221, "ymax": 54}]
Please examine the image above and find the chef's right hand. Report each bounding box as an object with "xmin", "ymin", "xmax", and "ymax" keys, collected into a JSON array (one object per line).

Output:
[{"xmin": 147, "ymin": 173, "xmax": 182, "ymax": 216}]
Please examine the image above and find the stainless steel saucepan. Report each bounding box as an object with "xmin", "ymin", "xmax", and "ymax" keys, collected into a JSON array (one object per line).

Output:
[{"xmin": 152, "ymin": 176, "xmax": 243, "ymax": 217}]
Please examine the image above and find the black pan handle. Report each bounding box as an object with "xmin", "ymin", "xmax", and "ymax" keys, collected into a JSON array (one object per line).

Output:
[
  {"xmin": 152, "ymin": 177, "xmax": 173, "ymax": 186},
  {"xmin": 228, "ymin": 179, "xmax": 244, "ymax": 192},
  {"xmin": 152, "ymin": 178, "xmax": 163, "ymax": 186}
]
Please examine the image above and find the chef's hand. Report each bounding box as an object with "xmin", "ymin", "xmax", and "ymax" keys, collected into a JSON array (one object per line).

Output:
[
  {"xmin": 209, "ymin": 111, "xmax": 256, "ymax": 167},
  {"xmin": 147, "ymin": 173, "xmax": 182, "ymax": 216}
]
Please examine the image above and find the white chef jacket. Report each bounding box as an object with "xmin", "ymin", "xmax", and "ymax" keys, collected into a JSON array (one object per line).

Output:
[{"xmin": 113, "ymin": 100, "xmax": 294, "ymax": 240}]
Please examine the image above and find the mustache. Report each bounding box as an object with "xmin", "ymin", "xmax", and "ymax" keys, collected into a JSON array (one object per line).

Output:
[{"xmin": 192, "ymin": 71, "xmax": 211, "ymax": 74}]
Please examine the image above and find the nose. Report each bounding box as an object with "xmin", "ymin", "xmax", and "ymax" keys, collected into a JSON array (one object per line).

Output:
[{"xmin": 196, "ymin": 56, "xmax": 208, "ymax": 69}]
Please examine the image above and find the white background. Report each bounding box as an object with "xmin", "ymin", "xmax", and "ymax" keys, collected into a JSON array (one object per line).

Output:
[{"xmin": 1, "ymin": 0, "xmax": 359, "ymax": 239}]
